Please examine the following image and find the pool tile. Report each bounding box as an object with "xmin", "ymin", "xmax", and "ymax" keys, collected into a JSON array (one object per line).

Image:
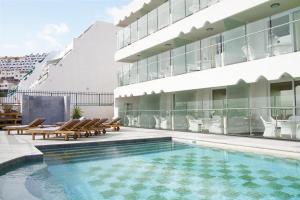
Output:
[
  {"xmin": 130, "ymin": 183, "xmax": 146, "ymax": 191},
  {"xmin": 271, "ymin": 191, "xmax": 293, "ymax": 200},
  {"xmin": 242, "ymin": 181, "xmax": 260, "ymax": 188},
  {"xmin": 173, "ymin": 187, "xmax": 191, "ymax": 196},
  {"xmin": 100, "ymin": 189, "xmax": 118, "ymax": 199},
  {"xmin": 124, "ymin": 192, "xmax": 140, "ymax": 200},
  {"xmin": 147, "ymin": 194, "xmax": 168, "ymax": 200}
]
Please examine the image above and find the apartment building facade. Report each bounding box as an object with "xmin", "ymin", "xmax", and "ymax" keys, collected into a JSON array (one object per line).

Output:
[{"xmin": 114, "ymin": 0, "xmax": 300, "ymax": 140}]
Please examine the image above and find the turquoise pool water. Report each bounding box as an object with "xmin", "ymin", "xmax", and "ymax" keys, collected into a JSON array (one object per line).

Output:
[{"xmin": 0, "ymin": 139, "xmax": 300, "ymax": 200}]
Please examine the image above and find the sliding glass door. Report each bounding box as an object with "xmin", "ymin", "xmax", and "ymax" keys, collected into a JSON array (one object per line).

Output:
[
  {"xmin": 270, "ymin": 82, "xmax": 294, "ymax": 119},
  {"xmin": 270, "ymin": 13, "xmax": 293, "ymax": 56},
  {"xmin": 227, "ymin": 82, "xmax": 250, "ymax": 135}
]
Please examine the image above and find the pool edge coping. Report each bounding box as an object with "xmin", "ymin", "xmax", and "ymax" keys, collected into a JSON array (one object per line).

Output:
[
  {"xmin": 0, "ymin": 137, "xmax": 172, "ymax": 174},
  {"xmin": 173, "ymin": 137, "xmax": 300, "ymax": 160},
  {"xmin": 1, "ymin": 135, "xmax": 300, "ymax": 175}
]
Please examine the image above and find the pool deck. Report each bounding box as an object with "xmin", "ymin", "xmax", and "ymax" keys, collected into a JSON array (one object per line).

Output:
[{"xmin": 1, "ymin": 127, "xmax": 300, "ymax": 171}]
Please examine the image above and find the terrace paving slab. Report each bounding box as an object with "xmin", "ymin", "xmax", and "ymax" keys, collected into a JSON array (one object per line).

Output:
[{"xmin": 0, "ymin": 127, "xmax": 300, "ymax": 170}]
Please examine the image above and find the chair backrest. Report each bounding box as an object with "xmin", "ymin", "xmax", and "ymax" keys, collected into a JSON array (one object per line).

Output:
[
  {"xmin": 270, "ymin": 117, "xmax": 276, "ymax": 124},
  {"xmin": 28, "ymin": 118, "xmax": 46, "ymax": 127},
  {"xmin": 98, "ymin": 118, "xmax": 108, "ymax": 124},
  {"xmin": 153, "ymin": 115, "xmax": 160, "ymax": 123},
  {"xmin": 260, "ymin": 116, "xmax": 269, "ymax": 126},
  {"xmin": 83, "ymin": 118, "xmax": 100, "ymax": 129},
  {"xmin": 59, "ymin": 119, "xmax": 80, "ymax": 131},
  {"xmin": 72, "ymin": 119, "xmax": 90, "ymax": 130},
  {"xmin": 93, "ymin": 118, "xmax": 108, "ymax": 128},
  {"xmin": 108, "ymin": 117, "xmax": 121, "ymax": 125}
]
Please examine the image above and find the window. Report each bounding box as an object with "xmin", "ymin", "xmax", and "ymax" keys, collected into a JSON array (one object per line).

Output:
[
  {"xmin": 130, "ymin": 21, "xmax": 138, "ymax": 43},
  {"xmin": 138, "ymin": 15, "xmax": 148, "ymax": 39},
  {"xmin": 186, "ymin": 41, "xmax": 201, "ymax": 72},
  {"xmin": 158, "ymin": 2, "xmax": 170, "ymax": 29},
  {"xmin": 270, "ymin": 14, "xmax": 293, "ymax": 56},
  {"xmin": 171, "ymin": 46, "xmax": 186, "ymax": 75},
  {"xmin": 158, "ymin": 51, "xmax": 171, "ymax": 78},
  {"xmin": 129, "ymin": 62, "xmax": 138, "ymax": 84},
  {"xmin": 246, "ymin": 18, "xmax": 270, "ymax": 60},
  {"xmin": 294, "ymin": 10, "xmax": 300, "ymax": 51},
  {"xmin": 117, "ymin": 30, "xmax": 124, "ymax": 49},
  {"xmin": 122, "ymin": 64, "xmax": 130, "ymax": 85},
  {"xmin": 295, "ymin": 81, "xmax": 300, "ymax": 115},
  {"xmin": 201, "ymin": 35, "xmax": 222, "ymax": 69},
  {"xmin": 173, "ymin": 91, "xmax": 196, "ymax": 131},
  {"xmin": 223, "ymin": 26, "xmax": 247, "ymax": 65},
  {"xmin": 271, "ymin": 82, "xmax": 294, "ymax": 119},
  {"xmin": 148, "ymin": 9, "xmax": 158, "ymax": 34},
  {"xmin": 186, "ymin": 0, "xmax": 199, "ymax": 16},
  {"xmin": 201, "ymin": 0, "xmax": 218, "ymax": 9},
  {"xmin": 171, "ymin": 0, "xmax": 185, "ymax": 23},
  {"xmin": 212, "ymin": 89, "xmax": 226, "ymax": 116},
  {"xmin": 138, "ymin": 59, "xmax": 148, "ymax": 82},
  {"xmin": 148, "ymin": 55, "xmax": 158, "ymax": 80},
  {"xmin": 123, "ymin": 26, "xmax": 131, "ymax": 46}
]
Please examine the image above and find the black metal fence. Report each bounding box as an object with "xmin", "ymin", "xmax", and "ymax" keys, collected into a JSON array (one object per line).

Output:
[{"xmin": 0, "ymin": 90, "xmax": 114, "ymax": 106}]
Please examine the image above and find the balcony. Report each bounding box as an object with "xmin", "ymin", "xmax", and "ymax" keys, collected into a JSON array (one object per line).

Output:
[
  {"xmin": 117, "ymin": 0, "xmax": 222, "ymax": 50},
  {"xmin": 117, "ymin": 80, "xmax": 300, "ymax": 141},
  {"xmin": 117, "ymin": 11, "xmax": 300, "ymax": 88},
  {"xmin": 115, "ymin": 0, "xmax": 300, "ymax": 62}
]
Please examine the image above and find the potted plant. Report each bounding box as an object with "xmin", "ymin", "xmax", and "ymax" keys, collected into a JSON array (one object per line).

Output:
[
  {"xmin": 3, "ymin": 104, "xmax": 13, "ymax": 113},
  {"xmin": 72, "ymin": 106, "xmax": 83, "ymax": 119}
]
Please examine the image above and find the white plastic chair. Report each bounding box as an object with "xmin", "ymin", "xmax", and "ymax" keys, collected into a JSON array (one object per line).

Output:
[
  {"xmin": 208, "ymin": 115, "xmax": 224, "ymax": 134},
  {"xmin": 186, "ymin": 116, "xmax": 203, "ymax": 132},
  {"xmin": 160, "ymin": 117, "xmax": 168, "ymax": 129},
  {"xmin": 153, "ymin": 115, "xmax": 160, "ymax": 129},
  {"xmin": 260, "ymin": 116, "xmax": 276, "ymax": 138},
  {"xmin": 296, "ymin": 124, "xmax": 300, "ymax": 140},
  {"xmin": 280, "ymin": 121, "xmax": 295, "ymax": 139}
]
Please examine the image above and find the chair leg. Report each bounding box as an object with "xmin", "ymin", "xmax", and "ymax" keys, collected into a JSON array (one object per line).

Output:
[
  {"xmin": 43, "ymin": 134, "xmax": 45, "ymax": 139},
  {"xmin": 64, "ymin": 134, "xmax": 69, "ymax": 141}
]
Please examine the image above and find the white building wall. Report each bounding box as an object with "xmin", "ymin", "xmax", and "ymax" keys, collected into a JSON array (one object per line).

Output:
[
  {"xmin": 32, "ymin": 21, "xmax": 119, "ymax": 92},
  {"xmin": 19, "ymin": 21, "xmax": 121, "ymax": 118}
]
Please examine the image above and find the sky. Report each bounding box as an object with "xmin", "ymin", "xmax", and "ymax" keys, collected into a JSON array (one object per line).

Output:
[{"xmin": 0, "ymin": 0, "xmax": 131, "ymax": 56}]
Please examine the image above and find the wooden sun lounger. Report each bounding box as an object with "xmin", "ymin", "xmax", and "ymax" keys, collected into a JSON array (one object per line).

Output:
[
  {"xmin": 3, "ymin": 118, "xmax": 46, "ymax": 135},
  {"xmin": 78, "ymin": 119, "xmax": 100, "ymax": 137},
  {"xmin": 69, "ymin": 119, "xmax": 92, "ymax": 137},
  {"xmin": 102, "ymin": 117, "xmax": 121, "ymax": 131},
  {"xmin": 90, "ymin": 118, "xmax": 108, "ymax": 135},
  {"xmin": 26, "ymin": 119, "xmax": 80, "ymax": 141}
]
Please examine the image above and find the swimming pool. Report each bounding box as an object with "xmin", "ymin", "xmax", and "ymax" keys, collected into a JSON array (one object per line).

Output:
[{"xmin": 0, "ymin": 138, "xmax": 300, "ymax": 200}]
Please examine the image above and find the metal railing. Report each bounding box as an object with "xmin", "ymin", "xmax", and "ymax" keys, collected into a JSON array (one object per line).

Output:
[
  {"xmin": 0, "ymin": 90, "xmax": 114, "ymax": 106},
  {"xmin": 118, "ymin": 15, "xmax": 300, "ymax": 86},
  {"xmin": 119, "ymin": 107, "xmax": 300, "ymax": 141}
]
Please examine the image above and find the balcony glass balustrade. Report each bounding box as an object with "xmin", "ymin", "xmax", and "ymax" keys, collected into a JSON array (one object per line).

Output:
[
  {"xmin": 117, "ymin": 64, "xmax": 300, "ymax": 141},
  {"xmin": 117, "ymin": 0, "xmax": 221, "ymax": 49},
  {"xmin": 118, "ymin": 10, "xmax": 300, "ymax": 86}
]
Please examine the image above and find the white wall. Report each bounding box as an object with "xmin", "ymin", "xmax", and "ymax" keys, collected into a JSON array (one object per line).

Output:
[
  {"xmin": 19, "ymin": 21, "xmax": 121, "ymax": 118},
  {"xmin": 35, "ymin": 21, "xmax": 120, "ymax": 93},
  {"xmin": 77, "ymin": 106, "xmax": 114, "ymax": 119}
]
